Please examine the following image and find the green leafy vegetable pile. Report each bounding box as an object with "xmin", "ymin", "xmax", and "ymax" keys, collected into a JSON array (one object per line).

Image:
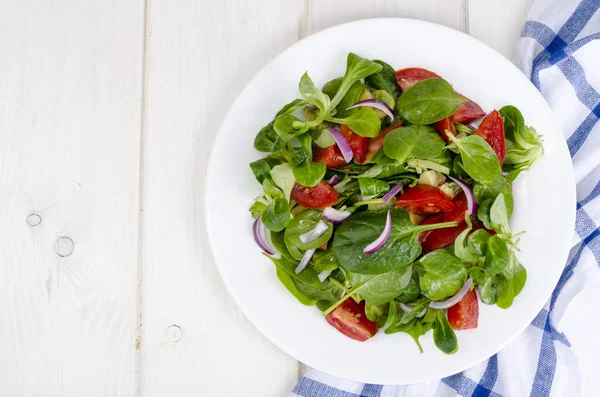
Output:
[{"xmin": 248, "ymin": 53, "xmax": 543, "ymax": 354}]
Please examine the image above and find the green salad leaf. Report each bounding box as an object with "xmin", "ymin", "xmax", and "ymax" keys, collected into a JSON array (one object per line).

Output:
[{"xmin": 383, "ymin": 125, "xmax": 446, "ymax": 163}]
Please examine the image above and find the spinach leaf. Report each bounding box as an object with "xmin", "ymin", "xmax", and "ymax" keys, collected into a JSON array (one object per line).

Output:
[
  {"xmin": 285, "ymin": 210, "xmax": 333, "ymax": 250},
  {"xmin": 396, "ymin": 78, "xmax": 467, "ymax": 125},
  {"xmin": 396, "ymin": 274, "xmax": 421, "ymax": 302},
  {"xmin": 330, "ymin": 53, "xmax": 383, "ymax": 109},
  {"xmin": 346, "ymin": 265, "xmax": 413, "ymax": 305},
  {"xmin": 249, "ymin": 158, "xmax": 281, "ymax": 183},
  {"xmin": 454, "ymin": 227, "xmax": 478, "ymax": 263},
  {"xmin": 478, "ymin": 274, "xmax": 500, "ymax": 305},
  {"xmin": 500, "ymin": 105, "xmax": 544, "ymax": 178},
  {"xmin": 473, "ymin": 176, "xmax": 514, "ymax": 217},
  {"xmin": 254, "ymin": 123, "xmax": 279, "ymax": 153},
  {"xmin": 267, "ymin": 254, "xmax": 320, "ymax": 285},
  {"xmin": 312, "ymin": 249, "xmax": 340, "ymax": 272},
  {"xmin": 433, "ymin": 311, "xmax": 458, "ymax": 354},
  {"xmin": 386, "ymin": 308, "xmax": 437, "ymax": 354},
  {"xmin": 262, "ymin": 178, "xmax": 284, "ymax": 200},
  {"xmin": 270, "ymin": 163, "xmax": 296, "ymax": 202},
  {"xmin": 293, "ymin": 277, "xmax": 343, "ymax": 302},
  {"xmin": 506, "ymin": 251, "xmax": 527, "ymax": 297},
  {"xmin": 398, "ymin": 299, "xmax": 428, "ymax": 325},
  {"xmin": 276, "ymin": 98, "xmax": 307, "ymax": 118},
  {"xmin": 285, "ymin": 232, "xmax": 305, "ymax": 260},
  {"xmin": 484, "ymin": 235, "xmax": 510, "ymax": 275},
  {"xmin": 261, "ymin": 198, "xmax": 290, "ymax": 232},
  {"xmin": 332, "ymin": 208, "xmax": 458, "ymax": 274},
  {"xmin": 365, "ymin": 60, "xmax": 400, "ymax": 99},
  {"xmin": 357, "ymin": 163, "xmax": 412, "ymax": 179},
  {"xmin": 490, "ymin": 193, "xmax": 511, "ymax": 234},
  {"xmin": 358, "ymin": 178, "xmax": 390, "ymax": 197},
  {"xmin": 273, "ymin": 115, "xmax": 310, "ymax": 142},
  {"xmin": 449, "ymin": 134, "xmax": 502, "ymax": 185},
  {"xmin": 417, "ymin": 251, "xmax": 468, "ymax": 301},
  {"xmin": 467, "ymin": 229, "xmax": 491, "ymax": 257},
  {"xmin": 365, "ymin": 302, "xmax": 389, "ymax": 328},
  {"xmin": 329, "ymin": 107, "xmax": 381, "ymax": 138},
  {"xmin": 270, "ymin": 231, "xmax": 294, "ymax": 261},
  {"xmin": 322, "ymin": 78, "xmax": 364, "ymax": 118},
  {"xmin": 383, "ymin": 125, "xmax": 446, "ymax": 163},
  {"xmin": 293, "ymin": 162, "xmax": 326, "ymax": 187},
  {"xmin": 249, "ymin": 200, "xmax": 267, "ymax": 219},
  {"xmin": 298, "ymin": 72, "xmax": 331, "ymax": 116},
  {"xmin": 492, "ymin": 251, "xmax": 527, "ymax": 309},
  {"xmin": 276, "ymin": 266, "xmax": 316, "ymax": 306},
  {"xmin": 477, "ymin": 199, "xmax": 494, "ymax": 230}
]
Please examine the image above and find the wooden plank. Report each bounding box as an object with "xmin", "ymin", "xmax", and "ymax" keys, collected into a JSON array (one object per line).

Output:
[
  {"xmin": 468, "ymin": 0, "xmax": 534, "ymax": 64},
  {"xmin": 0, "ymin": 0, "xmax": 145, "ymax": 396},
  {"xmin": 312, "ymin": 0, "xmax": 466, "ymax": 33},
  {"xmin": 140, "ymin": 0, "xmax": 302, "ymax": 395}
]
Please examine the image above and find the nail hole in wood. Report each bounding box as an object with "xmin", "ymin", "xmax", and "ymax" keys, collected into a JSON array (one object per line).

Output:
[
  {"xmin": 55, "ymin": 236, "xmax": 75, "ymax": 257},
  {"xmin": 26, "ymin": 213, "xmax": 42, "ymax": 227},
  {"xmin": 166, "ymin": 324, "xmax": 183, "ymax": 342}
]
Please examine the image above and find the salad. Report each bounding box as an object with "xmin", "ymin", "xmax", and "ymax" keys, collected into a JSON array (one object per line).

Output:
[{"xmin": 248, "ymin": 53, "xmax": 543, "ymax": 354}]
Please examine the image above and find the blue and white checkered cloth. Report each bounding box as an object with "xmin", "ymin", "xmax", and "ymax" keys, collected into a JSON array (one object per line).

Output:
[{"xmin": 291, "ymin": 1, "xmax": 600, "ymax": 395}]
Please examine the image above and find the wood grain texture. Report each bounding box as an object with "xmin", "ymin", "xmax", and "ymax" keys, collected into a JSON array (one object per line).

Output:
[
  {"xmin": 0, "ymin": 0, "xmax": 145, "ymax": 396},
  {"xmin": 468, "ymin": 0, "xmax": 535, "ymax": 64},
  {"xmin": 311, "ymin": 0, "xmax": 467, "ymax": 33},
  {"xmin": 140, "ymin": 1, "xmax": 302, "ymax": 395}
]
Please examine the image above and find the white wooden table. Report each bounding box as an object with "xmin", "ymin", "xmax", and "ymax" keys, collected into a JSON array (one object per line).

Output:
[{"xmin": 1, "ymin": 1, "xmax": 598, "ymax": 396}]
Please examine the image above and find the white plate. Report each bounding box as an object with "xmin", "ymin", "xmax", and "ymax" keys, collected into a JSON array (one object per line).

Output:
[{"xmin": 205, "ymin": 18, "xmax": 576, "ymax": 384}]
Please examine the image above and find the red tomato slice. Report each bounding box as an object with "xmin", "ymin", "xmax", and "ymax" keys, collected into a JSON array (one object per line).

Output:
[
  {"xmin": 450, "ymin": 96, "xmax": 486, "ymax": 124},
  {"xmin": 447, "ymin": 289, "xmax": 479, "ymax": 330},
  {"xmin": 475, "ymin": 110, "xmax": 506, "ymax": 165},
  {"xmin": 291, "ymin": 181, "xmax": 338, "ymax": 209},
  {"xmin": 340, "ymin": 125, "xmax": 369, "ymax": 164},
  {"xmin": 443, "ymin": 192, "xmax": 468, "ymax": 223},
  {"xmin": 365, "ymin": 121, "xmax": 403, "ymax": 162},
  {"xmin": 394, "ymin": 68, "xmax": 485, "ymax": 124},
  {"xmin": 314, "ymin": 145, "xmax": 346, "ymax": 169},
  {"xmin": 434, "ymin": 117, "xmax": 456, "ymax": 142},
  {"xmin": 394, "ymin": 67, "xmax": 440, "ymax": 91},
  {"xmin": 395, "ymin": 185, "xmax": 455, "ymax": 216},
  {"xmin": 418, "ymin": 214, "xmax": 468, "ymax": 253},
  {"xmin": 325, "ymin": 299, "xmax": 378, "ymax": 342}
]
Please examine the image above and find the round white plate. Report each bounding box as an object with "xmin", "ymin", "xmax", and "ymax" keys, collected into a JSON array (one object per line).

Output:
[{"xmin": 205, "ymin": 18, "xmax": 576, "ymax": 384}]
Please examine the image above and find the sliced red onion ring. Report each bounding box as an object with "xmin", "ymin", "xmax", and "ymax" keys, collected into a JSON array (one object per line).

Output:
[
  {"xmin": 346, "ymin": 99, "xmax": 394, "ymax": 119},
  {"xmin": 383, "ymin": 183, "xmax": 403, "ymax": 202},
  {"xmin": 317, "ymin": 269, "xmax": 333, "ymax": 282},
  {"xmin": 299, "ymin": 220, "xmax": 329, "ymax": 244},
  {"xmin": 448, "ymin": 176, "xmax": 477, "ymax": 215},
  {"xmin": 295, "ymin": 249, "xmax": 315, "ymax": 274},
  {"xmin": 363, "ymin": 210, "xmax": 392, "ymax": 254},
  {"xmin": 398, "ymin": 303, "xmax": 426, "ymax": 318},
  {"xmin": 429, "ymin": 279, "xmax": 473, "ymax": 309},
  {"xmin": 327, "ymin": 128, "xmax": 353, "ymax": 163},
  {"xmin": 327, "ymin": 175, "xmax": 339, "ymax": 185},
  {"xmin": 323, "ymin": 207, "xmax": 351, "ymax": 224},
  {"xmin": 253, "ymin": 218, "xmax": 276, "ymax": 255}
]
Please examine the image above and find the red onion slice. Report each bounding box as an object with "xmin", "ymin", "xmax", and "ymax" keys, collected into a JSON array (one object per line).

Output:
[
  {"xmin": 383, "ymin": 183, "xmax": 403, "ymax": 202},
  {"xmin": 398, "ymin": 303, "xmax": 427, "ymax": 318},
  {"xmin": 363, "ymin": 211, "xmax": 392, "ymax": 254},
  {"xmin": 448, "ymin": 176, "xmax": 477, "ymax": 215},
  {"xmin": 346, "ymin": 99, "xmax": 394, "ymax": 119},
  {"xmin": 327, "ymin": 175, "xmax": 339, "ymax": 185},
  {"xmin": 252, "ymin": 218, "xmax": 275, "ymax": 255},
  {"xmin": 299, "ymin": 220, "xmax": 329, "ymax": 244},
  {"xmin": 357, "ymin": 194, "xmax": 376, "ymax": 202},
  {"xmin": 327, "ymin": 128, "xmax": 353, "ymax": 163},
  {"xmin": 429, "ymin": 279, "xmax": 473, "ymax": 309},
  {"xmin": 317, "ymin": 269, "xmax": 333, "ymax": 282},
  {"xmin": 295, "ymin": 249, "xmax": 316, "ymax": 274},
  {"xmin": 323, "ymin": 207, "xmax": 351, "ymax": 224}
]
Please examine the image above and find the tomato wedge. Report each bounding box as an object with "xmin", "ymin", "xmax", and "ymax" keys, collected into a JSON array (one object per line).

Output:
[
  {"xmin": 450, "ymin": 96, "xmax": 486, "ymax": 124},
  {"xmin": 418, "ymin": 214, "xmax": 468, "ymax": 253},
  {"xmin": 340, "ymin": 125, "xmax": 369, "ymax": 164},
  {"xmin": 395, "ymin": 185, "xmax": 455, "ymax": 216},
  {"xmin": 394, "ymin": 67, "xmax": 485, "ymax": 124},
  {"xmin": 434, "ymin": 117, "xmax": 456, "ymax": 141},
  {"xmin": 394, "ymin": 67, "xmax": 440, "ymax": 91},
  {"xmin": 325, "ymin": 299, "xmax": 378, "ymax": 342},
  {"xmin": 443, "ymin": 192, "xmax": 468, "ymax": 223},
  {"xmin": 447, "ymin": 289, "xmax": 479, "ymax": 330},
  {"xmin": 314, "ymin": 145, "xmax": 346, "ymax": 169},
  {"xmin": 365, "ymin": 121, "xmax": 402, "ymax": 162},
  {"xmin": 291, "ymin": 181, "xmax": 338, "ymax": 209},
  {"xmin": 475, "ymin": 110, "xmax": 506, "ymax": 165}
]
